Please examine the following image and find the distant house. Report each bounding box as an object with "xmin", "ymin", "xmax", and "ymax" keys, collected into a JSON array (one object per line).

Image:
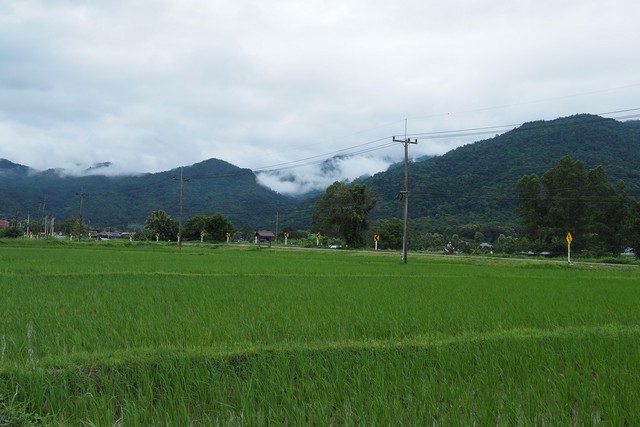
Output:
[
  {"xmin": 0, "ymin": 220, "xmax": 9, "ymax": 228},
  {"xmin": 255, "ymin": 230, "xmax": 275, "ymax": 248}
]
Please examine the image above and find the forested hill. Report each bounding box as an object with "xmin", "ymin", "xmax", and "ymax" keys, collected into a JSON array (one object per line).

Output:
[
  {"xmin": 364, "ymin": 114, "xmax": 640, "ymax": 234},
  {"xmin": 0, "ymin": 158, "xmax": 296, "ymax": 230},
  {"xmin": 2, "ymin": 114, "xmax": 639, "ymax": 234}
]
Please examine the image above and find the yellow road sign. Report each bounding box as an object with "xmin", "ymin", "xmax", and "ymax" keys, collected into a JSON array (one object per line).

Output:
[{"xmin": 566, "ymin": 232, "xmax": 573, "ymax": 245}]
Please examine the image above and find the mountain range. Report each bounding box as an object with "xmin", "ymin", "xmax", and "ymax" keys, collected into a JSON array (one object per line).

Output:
[
  {"xmin": 364, "ymin": 113, "xmax": 640, "ymax": 237},
  {"xmin": 0, "ymin": 158, "xmax": 297, "ymax": 230},
  {"xmin": 1, "ymin": 114, "xmax": 639, "ymax": 235}
]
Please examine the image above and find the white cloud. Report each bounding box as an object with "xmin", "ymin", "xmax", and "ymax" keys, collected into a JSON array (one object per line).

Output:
[
  {"xmin": 1, "ymin": 0, "xmax": 640, "ymax": 194},
  {"xmin": 256, "ymin": 154, "xmax": 394, "ymax": 195}
]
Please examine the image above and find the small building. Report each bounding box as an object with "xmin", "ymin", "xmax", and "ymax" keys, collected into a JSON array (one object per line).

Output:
[
  {"xmin": 255, "ymin": 230, "xmax": 275, "ymax": 248},
  {"xmin": 0, "ymin": 220, "xmax": 9, "ymax": 228}
]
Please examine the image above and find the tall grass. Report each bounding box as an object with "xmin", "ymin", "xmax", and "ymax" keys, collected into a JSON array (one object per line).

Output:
[{"xmin": 1, "ymin": 240, "xmax": 639, "ymax": 424}]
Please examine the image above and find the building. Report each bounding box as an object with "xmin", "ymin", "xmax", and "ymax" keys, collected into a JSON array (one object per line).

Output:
[{"xmin": 254, "ymin": 230, "xmax": 275, "ymax": 248}]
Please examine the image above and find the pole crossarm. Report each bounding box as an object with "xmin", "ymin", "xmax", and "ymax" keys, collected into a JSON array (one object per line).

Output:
[{"xmin": 392, "ymin": 137, "xmax": 418, "ymax": 145}]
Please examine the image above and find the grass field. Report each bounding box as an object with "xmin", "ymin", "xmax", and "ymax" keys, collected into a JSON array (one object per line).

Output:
[{"xmin": 1, "ymin": 239, "xmax": 639, "ymax": 425}]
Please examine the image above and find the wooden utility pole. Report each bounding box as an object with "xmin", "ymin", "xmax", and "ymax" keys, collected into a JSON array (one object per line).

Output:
[
  {"xmin": 393, "ymin": 128, "xmax": 417, "ymax": 264},
  {"xmin": 173, "ymin": 168, "xmax": 190, "ymax": 251},
  {"xmin": 38, "ymin": 199, "xmax": 46, "ymax": 238},
  {"xmin": 76, "ymin": 191, "xmax": 87, "ymax": 238}
]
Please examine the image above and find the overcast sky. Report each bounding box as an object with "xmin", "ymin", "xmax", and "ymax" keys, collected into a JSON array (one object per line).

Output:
[{"xmin": 2, "ymin": 0, "xmax": 639, "ymax": 194}]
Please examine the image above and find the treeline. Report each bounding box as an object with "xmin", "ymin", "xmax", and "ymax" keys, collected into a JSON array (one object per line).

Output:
[
  {"xmin": 305, "ymin": 154, "xmax": 639, "ymax": 257},
  {"xmin": 517, "ymin": 156, "xmax": 639, "ymax": 256}
]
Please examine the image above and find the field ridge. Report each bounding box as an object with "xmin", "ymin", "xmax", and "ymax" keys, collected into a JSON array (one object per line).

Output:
[{"xmin": 6, "ymin": 322, "xmax": 635, "ymax": 373}]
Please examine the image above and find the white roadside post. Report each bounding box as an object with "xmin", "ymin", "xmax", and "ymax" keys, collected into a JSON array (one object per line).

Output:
[{"xmin": 566, "ymin": 231, "xmax": 573, "ymax": 264}]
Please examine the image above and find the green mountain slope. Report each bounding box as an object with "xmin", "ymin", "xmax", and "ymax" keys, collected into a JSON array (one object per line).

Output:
[
  {"xmin": 0, "ymin": 158, "xmax": 296, "ymax": 230},
  {"xmin": 364, "ymin": 114, "xmax": 640, "ymax": 235},
  {"xmin": 2, "ymin": 114, "xmax": 638, "ymax": 235}
]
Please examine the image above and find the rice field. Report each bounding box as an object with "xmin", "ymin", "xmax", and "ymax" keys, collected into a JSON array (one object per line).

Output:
[{"xmin": 1, "ymin": 239, "xmax": 639, "ymax": 425}]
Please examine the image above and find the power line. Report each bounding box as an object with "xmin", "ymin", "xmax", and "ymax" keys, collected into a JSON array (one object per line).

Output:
[
  {"xmin": 256, "ymin": 108, "xmax": 640, "ymax": 174},
  {"xmin": 253, "ymin": 136, "xmax": 394, "ymax": 172}
]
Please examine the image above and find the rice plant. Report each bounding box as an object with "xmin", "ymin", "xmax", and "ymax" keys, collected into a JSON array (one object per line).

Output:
[{"xmin": 1, "ymin": 240, "xmax": 639, "ymax": 424}]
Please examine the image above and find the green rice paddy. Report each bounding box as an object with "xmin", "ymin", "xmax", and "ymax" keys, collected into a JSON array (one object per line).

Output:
[{"xmin": 1, "ymin": 240, "xmax": 639, "ymax": 425}]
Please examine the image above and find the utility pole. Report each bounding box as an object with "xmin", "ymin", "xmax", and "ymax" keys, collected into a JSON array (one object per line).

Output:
[
  {"xmin": 393, "ymin": 122, "xmax": 418, "ymax": 264},
  {"xmin": 38, "ymin": 199, "xmax": 46, "ymax": 238},
  {"xmin": 76, "ymin": 191, "xmax": 87, "ymax": 238},
  {"xmin": 173, "ymin": 168, "xmax": 190, "ymax": 251},
  {"xmin": 12, "ymin": 208, "xmax": 20, "ymax": 232}
]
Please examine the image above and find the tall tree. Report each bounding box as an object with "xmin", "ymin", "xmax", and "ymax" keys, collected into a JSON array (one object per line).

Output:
[
  {"xmin": 540, "ymin": 156, "xmax": 588, "ymax": 240},
  {"xmin": 516, "ymin": 173, "xmax": 543, "ymax": 240},
  {"xmin": 58, "ymin": 216, "xmax": 88, "ymax": 238},
  {"xmin": 585, "ymin": 168, "xmax": 630, "ymax": 254},
  {"xmin": 205, "ymin": 213, "xmax": 235, "ymax": 242},
  {"xmin": 145, "ymin": 210, "xmax": 178, "ymax": 241},
  {"xmin": 312, "ymin": 181, "xmax": 376, "ymax": 247},
  {"xmin": 377, "ymin": 217, "xmax": 416, "ymax": 250},
  {"xmin": 632, "ymin": 200, "xmax": 640, "ymax": 258},
  {"xmin": 517, "ymin": 156, "xmax": 635, "ymax": 254},
  {"xmin": 183, "ymin": 215, "xmax": 209, "ymax": 241},
  {"xmin": 183, "ymin": 213, "xmax": 235, "ymax": 242}
]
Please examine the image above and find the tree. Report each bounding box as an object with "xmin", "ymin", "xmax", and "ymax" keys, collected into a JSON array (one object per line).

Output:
[
  {"xmin": 239, "ymin": 224, "xmax": 253, "ymax": 241},
  {"xmin": 631, "ymin": 200, "xmax": 640, "ymax": 258},
  {"xmin": 312, "ymin": 181, "xmax": 376, "ymax": 247},
  {"xmin": 0, "ymin": 225, "xmax": 22, "ymax": 238},
  {"xmin": 377, "ymin": 218, "xmax": 417, "ymax": 250},
  {"xmin": 183, "ymin": 213, "xmax": 234, "ymax": 242},
  {"xmin": 516, "ymin": 156, "xmax": 635, "ymax": 254},
  {"xmin": 585, "ymin": 168, "xmax": 629, "ymax": 254},
  {"xmin": 58, "ymin": 216, "xmax": 88, "ymax": 238},
  {"xmin": 516, "ymin": 173, "xmax": 543, "ymax": 240},
  {"xmin": 540, "ymin": 156, "xmax": 588, "ymax": 241},
  {"xmin": 204, "ymin": 213, "xmax": 235, "ymax": 242},
  {"xmin": 183, "ymin": 215, "xmax": 209, "ymax": 241},
  {"xmin": 377, "ymin": 218, "xmax": 404, "ymax": 249},
  {"xmin": 145, "ymin": 210, "xmax": 178, "ymax": 241}
]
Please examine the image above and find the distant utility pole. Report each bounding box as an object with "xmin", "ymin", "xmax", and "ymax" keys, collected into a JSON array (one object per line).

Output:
[
  {"xmin": 173, "ymin": 168, "xmax": 190, "ymax": 251},
  {"xmin": 393, "ymin": 121, "xmax": 418, "ymax": 264},
  {"xmin": 38, "ymin": 199, "xmax": 46, "ymax": 237},
  {"xmin": 12, "ymin": 208, "xmax": 20, "ymax": 230},
  {"xmin": 76, "ymin": 191, "xmax": 87, "ymax": 237}
]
